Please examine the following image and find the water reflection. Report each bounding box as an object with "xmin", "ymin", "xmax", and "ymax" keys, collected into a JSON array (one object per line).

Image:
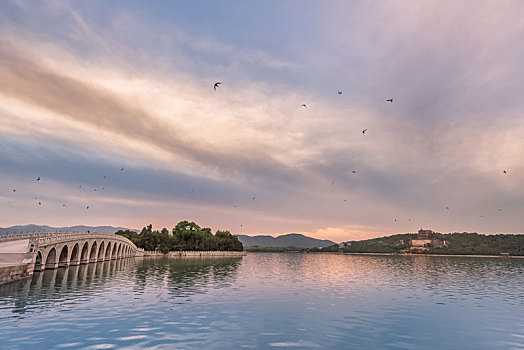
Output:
[
  {"xmin": 133, "ymin": 257, "xmax": 242, "ymax": 298},
  {"xmin": 0, "ymin": 254, "xmax": 522, "ymax": 349},
  {"xmin": 0, "ymin": 257, "xmax": 242, "ymax": 318}
]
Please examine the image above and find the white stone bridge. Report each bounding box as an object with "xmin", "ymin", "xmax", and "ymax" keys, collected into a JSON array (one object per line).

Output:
[{"xmin": 0, "ymin": 231, "xmax": 139, "ymax": 271}]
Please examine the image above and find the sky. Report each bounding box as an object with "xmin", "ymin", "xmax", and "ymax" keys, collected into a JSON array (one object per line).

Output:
[{"xmin": 1, "ymin": 1, "xmax": 524, "ymax": 242}]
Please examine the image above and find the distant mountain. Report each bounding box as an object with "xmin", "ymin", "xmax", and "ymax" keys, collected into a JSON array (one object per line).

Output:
[
  {"xmin": 236, "ymin": 233, "xmax": 335, "ymax": 249},
  {"xmin": 0, "ymin": 224, "xmax": 138, "ymax": 235}
]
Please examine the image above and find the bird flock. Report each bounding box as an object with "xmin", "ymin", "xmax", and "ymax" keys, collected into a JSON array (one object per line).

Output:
[
  {"xmin": 2, "ymin": 81, "xmax": 510, "ymax": 233},
  {"xmin": 213, "ymin": 81, "xmax": 510, "ymax": 227}
]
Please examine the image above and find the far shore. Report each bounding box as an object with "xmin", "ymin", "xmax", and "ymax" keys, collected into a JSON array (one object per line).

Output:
[
  {"xmin": 342, "ymin": 252, "xmax": 524, "ymax": 258},
  {"xmin": 247, "ymin": 251, "xmax": 524, "ymax": 258}
]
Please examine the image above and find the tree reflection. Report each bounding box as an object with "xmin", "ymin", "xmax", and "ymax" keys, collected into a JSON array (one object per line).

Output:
[
  {"xmin": 132, "ymin": 256, "xmax": 242, "ymax": 299},
  {"xmin": 0, "ymin": 256, "xmax": 243, "ymax": 316}
]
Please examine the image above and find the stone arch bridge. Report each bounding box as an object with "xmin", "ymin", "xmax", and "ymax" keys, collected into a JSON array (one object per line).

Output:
[{"xmin": 0, "ymin": 232, "xmax": 139, "ymax": 271}]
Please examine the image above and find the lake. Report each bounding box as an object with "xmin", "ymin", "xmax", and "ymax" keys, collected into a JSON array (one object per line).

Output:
[{"xmin": 0, "ymin": 253, "xmax": 523, "ymax": 349}]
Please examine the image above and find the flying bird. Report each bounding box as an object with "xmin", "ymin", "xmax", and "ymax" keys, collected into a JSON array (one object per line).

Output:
[
  {"xmin": 386, "ymin": 98, "xmax": 393, "ymax": 102},
  {"xmin": 503, "ymin": 170, "xmax": 507, "ymax": 174},
  {"xmin": 87, "ymin": 206, "xmax": 89, "ymax": 210},
  {"xmin": 338, "ymin": 91, "xmax": 342, "ymax": 95},
  {"xmin": 446, "ymin": 206, "xmax": 450, "ymax": 210},
  {"xmin": 352, "ymin": 170, "xmax": 356, "ymax": 174},
  {"xmin": 331, "ymin": 180, "xmax": 335, "ymax": 186},
  {"xmin": 214, "ymin": 82, "xmax": 221, "ymax": 91},
  {"xmin": 301, "ymin": 104, "xmax": 307, "ymax": 109},
  {"xmin": 36, "ymin": 177, "xmax": 40, "ymax": 181},
  {"xmin": 120, "ymin": 168, "xmax": 124, "ymax": 171},
  {"xmin": 12, "ymin": 189, "xmax": 16, "ymax": 192},
  {"xmin": 38, "ymin": 202, "xmax": 41, "ymax": 206},
  {"xmin": 252, "ymin": 196, "xmax": 256, "ymax": 200},
  {"xmin": 362, "ymin": 129, "xmax": 367, "ymax": 135}
]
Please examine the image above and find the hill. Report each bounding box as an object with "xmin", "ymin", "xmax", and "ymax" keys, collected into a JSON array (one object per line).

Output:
[
  {"xmin": 236, "ymin": 233, "xmax": 335, "ymax": 249},
  {"xmin": 317, "ymin": 231, "xmax": 524, "ymax": 256},
  {"xmin": 0, "ymin": 224, "xmax": 138, "ymax": 235}
]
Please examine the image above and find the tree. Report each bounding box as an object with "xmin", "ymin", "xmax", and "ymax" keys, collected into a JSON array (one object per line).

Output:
[
  {"xmin": 115, "ymin": 229, "xmax": 140, "ymax": 246},
  {"xmin": 215, "ymin": 230, "xmax": 243, "ymax": 251},
  {"xmin": 116, "ymin": 221, "xmax": 244, "ymax": 252}
]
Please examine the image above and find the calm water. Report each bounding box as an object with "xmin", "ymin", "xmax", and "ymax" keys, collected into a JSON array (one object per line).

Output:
[{"xmin": 0, "ymin": 253, "xmax": 523, "ymax": 349}]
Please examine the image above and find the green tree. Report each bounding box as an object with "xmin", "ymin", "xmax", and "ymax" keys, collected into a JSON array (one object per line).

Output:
[
  {"xmin": 116, "ymin": 221, "xmax": 245, "ymax": 253},
  {"xmin": 115, "ymin": 229, "xmax": 140, "ymax": 246}
]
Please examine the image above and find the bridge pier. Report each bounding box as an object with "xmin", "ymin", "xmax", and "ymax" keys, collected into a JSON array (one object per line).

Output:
[
  {"xmin": 45, "ymin": 262, "xmax": 58, "ymax": 270},
  {"xmin": 70, "ymin": 258, "xmax": 81, "ymax": 266},
  {"xmin": 34, "ymin": 264, "xmax": 45, "ymax": 272}
]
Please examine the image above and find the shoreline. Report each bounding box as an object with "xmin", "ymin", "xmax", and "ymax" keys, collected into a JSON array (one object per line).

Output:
[
  {"xmin": 137, "ymin": 250, "xmax": 247, "ymax": 258},
  {"xmin": 342, "ymin": 252, "xmax": 524, "ymax": 258}
]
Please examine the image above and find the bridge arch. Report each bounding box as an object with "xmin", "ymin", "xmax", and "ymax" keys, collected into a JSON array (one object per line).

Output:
[
  {"xmin": 70, "ymin": 243, "xmax": 80, "ymax": 265},
  {"xmin": 80, "ymin": 242, "xmax": 89, "ymax": 264},
  {"xmin": 105, "ymin": 242, "xmax": 112, "ymax": 260},
  {"xmin": 97, "ymin": 241, "xmax": 105, "ymax": 261},
  {"xmin": 111, "ymin": 243, "xmax": 118, "ymax": 260},
  {"xmin": 34, "ymin": 251, "xmax": 43, "ymax": 271},
  {"xmin": 117, "ymin": 243, "xmax": 122, "ymax": 258},
  {"xmin": 90, "ymin": 241, "xmax": 98, "ymax": 263},
  {"xmin": 58, "ymin": 245, "xmax": 69, "ymax": 268},
  {"xmin": 45, "ymin": 247, "xmax": 57, "ymax": 269}
]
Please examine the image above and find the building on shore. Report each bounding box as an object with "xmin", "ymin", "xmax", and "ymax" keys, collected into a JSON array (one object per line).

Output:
[{"xmin": 410, "ymin": 229, "xmax": 447, "ymax": 250}]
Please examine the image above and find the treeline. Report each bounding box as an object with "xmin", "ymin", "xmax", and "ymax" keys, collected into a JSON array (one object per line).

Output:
[
  {"xmin": 116, "ymin": 221, "xmax": 243, "ymax": 253},
  {"xmin": 314, "ymin": 232, "xmax": 524, "ymax": 256},
  {"xmin": 429, "ymin": 232, "xmax": 524, "ymax": 256},
  {"xmin": 337, "ymin": 234, "xmax": 413, "ymax": 253}
]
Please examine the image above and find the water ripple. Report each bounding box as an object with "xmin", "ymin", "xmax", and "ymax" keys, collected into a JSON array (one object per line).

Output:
[{"xmin": 0, "ymin": 255, "xmax": 522, "ymax": 349}]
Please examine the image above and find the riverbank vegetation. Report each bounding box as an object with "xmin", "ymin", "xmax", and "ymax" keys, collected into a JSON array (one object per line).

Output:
[
  {"xmin": 116, "ymin": 221, "xmax": 243, "ymax": 253},
  {"xmin": 313, "ymin": 232, "xmax": 524, "ymax": 256}
]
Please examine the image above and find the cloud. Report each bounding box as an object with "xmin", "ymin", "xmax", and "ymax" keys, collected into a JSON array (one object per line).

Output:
[{"xmin": 1, "ymin": 1, "xmax": 524, "ymax": 239}]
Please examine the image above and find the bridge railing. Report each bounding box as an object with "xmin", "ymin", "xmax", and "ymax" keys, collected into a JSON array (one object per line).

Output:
[{"xmin": 0, "ymin": 232, "xmax": 137, "ymax": 250}]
